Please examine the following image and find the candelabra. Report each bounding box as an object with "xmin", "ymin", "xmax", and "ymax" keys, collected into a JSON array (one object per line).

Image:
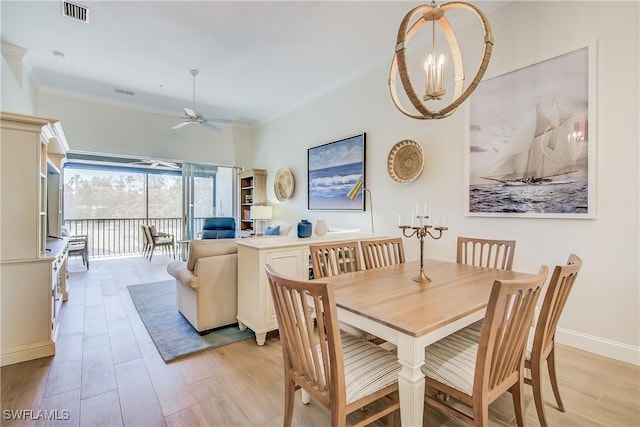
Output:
[{"xmin": 399, "ymin": 218, "xmax": 448, "ymax": 283}]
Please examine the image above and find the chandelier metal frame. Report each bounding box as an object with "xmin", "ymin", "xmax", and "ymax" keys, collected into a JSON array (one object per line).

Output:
[{"xmin": 389, "ymin": 1, "xmax": 494, "ymax": 120}]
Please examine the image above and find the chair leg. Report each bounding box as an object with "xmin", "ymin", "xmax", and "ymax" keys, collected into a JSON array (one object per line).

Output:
[
  {"xmin": 530, "ymin": 357, "xmax": 548, "ymax": 427},
  {"xmin": 511, "ymin": 379, "xmax": 526, "ymax": 427},
  {"xmin": 472, "ymin": 402, "xmax": 490, "ymax": 427},
  {"xmin": 547, "ymin": 346, "xmax": 565, "ymax": 412},
  {"xmin": 283, "ymin": 380, "xmax": 295, "ymax": 427}
]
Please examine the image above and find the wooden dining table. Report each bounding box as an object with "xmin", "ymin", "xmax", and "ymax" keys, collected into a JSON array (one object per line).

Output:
[{"xmin": 321, "ymin": 258, "xmax": 536, "ymax": 427}]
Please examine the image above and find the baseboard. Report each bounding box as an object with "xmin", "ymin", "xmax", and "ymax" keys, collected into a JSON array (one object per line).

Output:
[
  {"xmin": 556, "ymin": 327, "xmax": 640, "ymax": 366},
  {"xmin": 0, "ymin": 340, "xmax": 55, "ymax": 367}
]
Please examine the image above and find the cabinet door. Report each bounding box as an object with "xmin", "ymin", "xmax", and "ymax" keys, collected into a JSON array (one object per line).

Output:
[{"xmin": 263, "ymin": 249, "xmax": 306, "ymax": 325}]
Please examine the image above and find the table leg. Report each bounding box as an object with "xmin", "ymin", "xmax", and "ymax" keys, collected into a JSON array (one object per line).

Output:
[{"xmin": 396, "ymin": 334, "xmax": 425, "ymax": 426}]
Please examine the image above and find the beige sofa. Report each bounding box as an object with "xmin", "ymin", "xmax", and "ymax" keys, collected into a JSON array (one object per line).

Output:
[{"xmin": 166, "ymin": 239, "xmax": 238, "ymax": 334}]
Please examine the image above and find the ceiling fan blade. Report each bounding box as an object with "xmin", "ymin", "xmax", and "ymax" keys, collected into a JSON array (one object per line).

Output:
[
  {"xmin": 156, "ymin": 160, "xmax": 180, "ymax": 169},
  {"xmin": 184, "ymin": 107, "xmax": 197, "ymax": 118},
  {"xmin": 171, "ymin": 121, "xmax": 191, "ymax": 129},
  {"xmin": 200, "ymin": 121, "xmax": 222, "ymax": 132},
  {"xmin": 204, "ymin": 117, "xmax": 234, "ymax": 125}
]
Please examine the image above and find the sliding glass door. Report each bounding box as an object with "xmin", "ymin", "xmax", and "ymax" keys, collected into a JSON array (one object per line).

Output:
[{"xmin": 182, "ymin": 163, "xmax": 239, "ymax": 240}]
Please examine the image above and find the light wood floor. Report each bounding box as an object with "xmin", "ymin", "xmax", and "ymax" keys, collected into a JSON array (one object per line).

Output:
[{"xmin": 1, "ymin": 255, "xmax": 639, "ymax": 427}]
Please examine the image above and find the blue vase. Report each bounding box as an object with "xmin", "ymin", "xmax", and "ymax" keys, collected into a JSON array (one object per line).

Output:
[{"xmin": 297, "ymin": 220, "xmax": 312, "ymax": 238}]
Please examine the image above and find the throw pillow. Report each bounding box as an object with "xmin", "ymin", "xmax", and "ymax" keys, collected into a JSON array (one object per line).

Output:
[
  {"xmin": 264, "ymin": 225, "xmax": 280, "ymax": 236},
  {"xmin": 149, "ymin": 225, "xmax": 158, "ymax": 237}
]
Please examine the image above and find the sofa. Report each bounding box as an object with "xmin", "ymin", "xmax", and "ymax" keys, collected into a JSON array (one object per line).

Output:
[{"xmin": 167, "ymin": 239, "xmax": 238, "ymax": 334}]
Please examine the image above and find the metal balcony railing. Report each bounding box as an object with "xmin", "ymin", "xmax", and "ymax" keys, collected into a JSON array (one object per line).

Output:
[{"xmin": 64, "ymin": 217, "xmax": 207, "ymax": 257}]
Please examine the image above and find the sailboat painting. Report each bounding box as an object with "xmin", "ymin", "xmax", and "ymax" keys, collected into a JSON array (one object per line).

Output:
[{"xmin": 468, "ymin": 46, "xmax": 595, "ymax": 218}]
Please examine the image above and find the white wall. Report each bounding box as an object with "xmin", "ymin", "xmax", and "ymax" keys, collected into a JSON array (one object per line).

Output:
[
  {"xmin": 1, "ymin": 46, "xmax": 37, "ymax": 115},
  {"xmin": 36, "ymin": 92, "xmax": 248, "ymax": 167},
  {"xmin": 252, "ymin": 1, "xmax": 639, "ymax": 364}
]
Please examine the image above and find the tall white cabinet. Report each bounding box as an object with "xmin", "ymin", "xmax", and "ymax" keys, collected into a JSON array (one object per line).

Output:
[
  {"xmin": 236, "ymin": 232, "xmax": 383, "ymax": 345},
  {"xmin": 0, "ymin": 112, "xmax": 68, "ymax": 366}
]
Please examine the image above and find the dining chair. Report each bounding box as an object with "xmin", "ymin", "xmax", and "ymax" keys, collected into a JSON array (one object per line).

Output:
[
  {"xmin": 309, "ymin": 241, "xmax": 375, "ymax": 340},
  {"xmin": 456, "ymin": 236, "xmax": 516, "ymax": 270},
  {"xmin": 360, "ymin": 238, "xmax": 405, "ymax": 270},
  {"xmin": 422, "ymin": 265, "xmax": 549, "ymax": 427},
  {"xmin": 264, "ymin": 264, "xmax": 401, "ymax": 427},
  {"xmin": 525, "ymin": 253, "xmax": 583, "ymax": 427},
  {"xmin": 309, "ymin": 241, "xmax": 362, "ymax": 278}
]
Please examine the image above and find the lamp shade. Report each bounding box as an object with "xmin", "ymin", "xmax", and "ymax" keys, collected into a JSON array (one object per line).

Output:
[
  {"xmin": 346, "ymin": 180, "xmax": 364, "ymax": 200},
  {"xmin": 250, "ymin": 205, "xmax": 273, "ymax": 220}
]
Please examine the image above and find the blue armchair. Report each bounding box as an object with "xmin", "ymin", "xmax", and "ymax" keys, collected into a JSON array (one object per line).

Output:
[{"xmin": 201, "ymin": 217, "xmax": 236, "ymax": 239}]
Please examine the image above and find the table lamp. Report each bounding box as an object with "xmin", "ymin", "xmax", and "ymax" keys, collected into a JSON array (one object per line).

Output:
[{"xmin": 250, "ymin": 205, "xmax": 273, "ymax": 236}]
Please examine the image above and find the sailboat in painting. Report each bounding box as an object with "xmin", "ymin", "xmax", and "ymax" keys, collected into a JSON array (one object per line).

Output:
[{"xmin": 481, "ymin": 100, "xmax": 580, "ymax": 185}]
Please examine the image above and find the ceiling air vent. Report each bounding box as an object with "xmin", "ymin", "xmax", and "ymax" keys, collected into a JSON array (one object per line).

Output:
[
  {"xmin": 115, "ymin": 88, "xmax": 135, "ymax": 96},
  {"xmin": 61, "ymin": 1, "xmax": 90, "ymax": 23}
]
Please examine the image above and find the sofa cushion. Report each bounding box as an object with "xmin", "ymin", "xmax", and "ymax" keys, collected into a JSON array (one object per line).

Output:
[{"xmin": 186, "ymin": 239, "xmax": 238, "ymax": 271}]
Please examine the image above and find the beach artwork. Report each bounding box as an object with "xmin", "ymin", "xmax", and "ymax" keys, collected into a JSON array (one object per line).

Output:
[
  {"xmin": 468, "ymin": 46, "xmax": 594, "ymax": 218},
  {"xmin": 308, "ymin": 134, "xmax": 365, "ymax": 211}
]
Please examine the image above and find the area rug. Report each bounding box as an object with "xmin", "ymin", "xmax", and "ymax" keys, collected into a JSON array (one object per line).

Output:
[{"xmin": 127, "ymin": 280, "xmax": 254, "ymax": 362}]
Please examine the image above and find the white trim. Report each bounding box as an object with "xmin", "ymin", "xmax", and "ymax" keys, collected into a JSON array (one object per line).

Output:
[
  {"xmin": 1, "ymin": 340, "xmax": 55, "ymax": 367},
  {"xmin": 556, "ymin": 327, "xmax": 640, "ymax": 366}
]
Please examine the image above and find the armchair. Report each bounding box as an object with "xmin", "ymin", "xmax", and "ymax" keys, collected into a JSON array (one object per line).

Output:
[
  {"xmin": 201, "ymin": 217, "xmax": 236, "ymax": 239},
  {"xmin": 166, "ymin": 239, "xmax": 238, "ymax": 334}
]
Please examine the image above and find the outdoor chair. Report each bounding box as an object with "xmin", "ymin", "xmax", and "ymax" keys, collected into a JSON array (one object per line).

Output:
[
  {"xmin": 68, "ymin": 234, "xmax": 89, "ymax": 269},
  {"xmin": 143, "ymin": 224, "xmax": 175, "ymax": 261},
  {"xmin": 264, "ymin": 264, "xmax": 400, "ymax": 427}
]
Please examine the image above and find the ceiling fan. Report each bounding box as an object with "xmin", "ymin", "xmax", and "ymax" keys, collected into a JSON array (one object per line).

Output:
[
  {"xmin": 172, "ymin": 69, "xmax": 233, "ymax": 133},
  {"xmin": 133, "ymin": 159, "xmax": 180, "ymax": 169}
]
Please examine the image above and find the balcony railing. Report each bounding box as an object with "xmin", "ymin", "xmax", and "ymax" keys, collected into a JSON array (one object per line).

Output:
[{"xmin": 64, "ymin": 217, "xmax": 207, "ymax": 257}]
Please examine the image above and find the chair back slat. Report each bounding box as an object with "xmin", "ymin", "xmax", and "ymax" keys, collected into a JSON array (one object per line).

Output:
[
  {"xmin": 361, "ymin": 238, "xmax": 406, "ymax": 269},
  {"xmin": 265, "ymin": 264, "xmax": 345, "ymax": 405},
  {"xmin": 535, "ymin": 254, "xmax": 583, "ymax": 357},
  {"xmin": 310, "ymin": 242, "xmax": 362, "ymax": 278},
  {"xmin": 457, "ymin": 236, "xmax": 516, "ymax": 270},
  {"xmin": 475, "ymin": 266, "xmax": 548, "ymax": 396}
]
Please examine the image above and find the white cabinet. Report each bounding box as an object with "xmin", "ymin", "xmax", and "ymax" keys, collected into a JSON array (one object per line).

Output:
[
  {"xmin": 236, "ymin": 232, "xmax": 384, "ymax": 345},
  {"xmin": 0, "ymin": 112, "xmax": 68, "ymax": 366}
]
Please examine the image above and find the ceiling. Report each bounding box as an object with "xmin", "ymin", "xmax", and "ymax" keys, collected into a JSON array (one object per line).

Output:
[{"xmin": 1, "ymin": 1, "xmax": 505, "ymax": 126}]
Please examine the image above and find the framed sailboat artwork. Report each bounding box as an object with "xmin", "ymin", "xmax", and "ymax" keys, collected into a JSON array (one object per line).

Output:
[{"xmin": 466, "ymin": 44, "xmax": 596, "ymax": 218}]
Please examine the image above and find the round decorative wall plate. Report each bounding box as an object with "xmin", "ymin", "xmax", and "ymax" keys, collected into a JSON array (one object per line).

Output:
[
  {"xmin": 274, "ymin": 168, "xmax": 295, "ymax": 201},
  {"xmin": 387, "ymin": 140, "xmax": 424, "ymax": 183}
]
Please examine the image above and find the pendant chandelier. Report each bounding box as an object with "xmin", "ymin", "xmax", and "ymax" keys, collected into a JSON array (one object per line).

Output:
[{"xmin": 389, "ymin": 1, "xmax": 494, "ymax": 120}]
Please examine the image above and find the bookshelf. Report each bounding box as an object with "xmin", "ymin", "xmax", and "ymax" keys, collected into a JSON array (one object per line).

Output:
[{"xmin": 238, "ymin": 169, "xmax": 266, "ymax": 234}]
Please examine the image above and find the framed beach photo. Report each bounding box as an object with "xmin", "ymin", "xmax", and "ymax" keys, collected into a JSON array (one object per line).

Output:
[
  {"xmin": 308, "ymin": 133, "xmax": 366, "ymax": 211},
  {"xmin": 466, "ymin": 44, "xmax": 596, "ymax": 218}
]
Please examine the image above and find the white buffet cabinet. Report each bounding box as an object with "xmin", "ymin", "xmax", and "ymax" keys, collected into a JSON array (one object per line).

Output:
[
  {"xmin": 236, "ymin": 231, "xmax": 383, "ymax": 345},
  {"xmin": 0, "ymin": 112, "xmax": 69, "ymax": 366}
]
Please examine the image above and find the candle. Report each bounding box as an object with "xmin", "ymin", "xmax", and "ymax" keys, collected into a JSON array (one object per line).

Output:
[
  {"xmin": 437, "ymin": 54, "xmax": 445, "ymax": 91},
  {"xmin": 425, "ymin": 55, "xmax": 433, "ymax": 94}
]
